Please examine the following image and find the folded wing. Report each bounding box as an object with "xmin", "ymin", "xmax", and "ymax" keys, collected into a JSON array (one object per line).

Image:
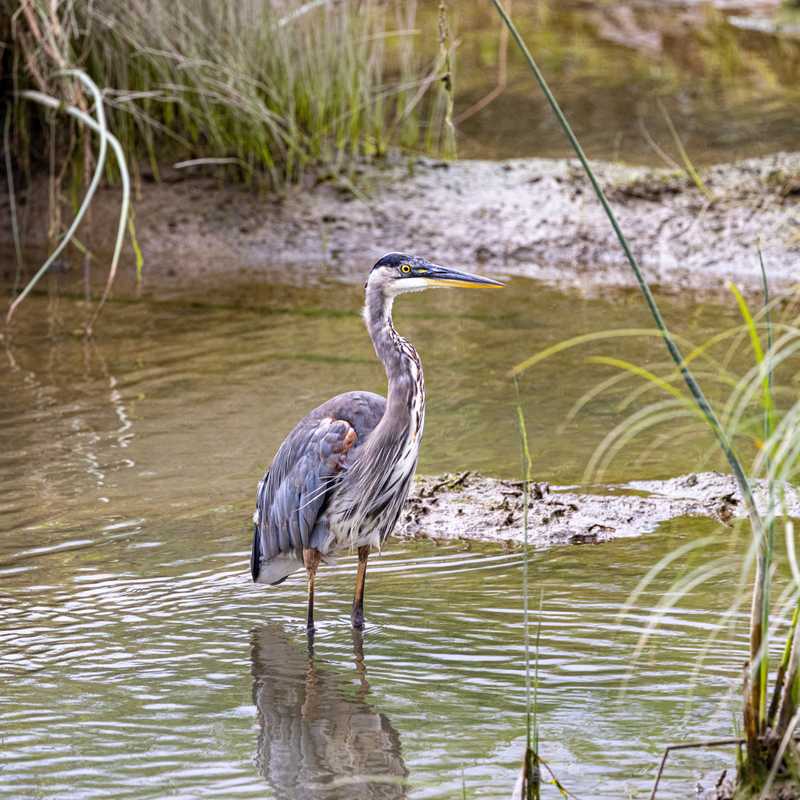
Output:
[
  {"xmin": 251, "ymin": 416, "xmax": 357, "ymax": 584},
  {"xmin": 251, "ymin": 391, "xmax": 386, "ymax": 586}
]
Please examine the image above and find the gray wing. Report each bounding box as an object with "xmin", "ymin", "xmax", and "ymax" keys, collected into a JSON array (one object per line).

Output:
[{"xmin": 251, "ymin": 391, "xmax": 385, "ymax": 585}]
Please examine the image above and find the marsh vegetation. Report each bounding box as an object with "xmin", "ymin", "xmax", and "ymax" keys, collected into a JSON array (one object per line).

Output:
[
  {"xmin": 2, "ymin": 0, "xmax": 454, "ymax": 186},
  {"xmin": 2, "ymin": 1, "xmax": 800, "ymax": 799},
  {"xmin": 495, "ymin": 3, "xmax": 800, "ymax": 794}
]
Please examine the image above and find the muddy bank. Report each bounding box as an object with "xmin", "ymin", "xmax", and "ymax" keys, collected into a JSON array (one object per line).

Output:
[
  {"xmin": 2, "ymin": 153, "xmax": 799, "ymax": 296},
  {"xmin": 403, "ymin": 471, "xmax": 800, "ymax": 546}
]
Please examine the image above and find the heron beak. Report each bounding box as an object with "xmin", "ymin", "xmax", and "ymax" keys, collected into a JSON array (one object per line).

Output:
[{"xmin": 421, "ymin": 264, "xmax": 505, "ymax": 289}]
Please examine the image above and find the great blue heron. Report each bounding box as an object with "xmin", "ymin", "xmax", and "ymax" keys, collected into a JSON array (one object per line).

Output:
[{"xmin": 251, "ymin": 253, "xmax": 503, "ymax": 630}]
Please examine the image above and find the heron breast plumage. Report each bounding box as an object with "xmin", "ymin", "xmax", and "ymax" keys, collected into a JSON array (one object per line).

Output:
[{"xmin": 330, "ymin": 347, "xmax": 425, "ymax": 552}]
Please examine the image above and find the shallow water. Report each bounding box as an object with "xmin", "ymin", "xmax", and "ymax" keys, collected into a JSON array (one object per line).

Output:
[
  {"xmin": 0, "ymin": 277, "xmax": 790, "ymax": 798},
  {"xmin": 445, "ymin": 0, "xmax": 800, "ymax": 165}
]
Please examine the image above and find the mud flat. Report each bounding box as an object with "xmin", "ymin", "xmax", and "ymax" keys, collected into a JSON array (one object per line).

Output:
[
  {"xmin": 403, "ymin": 471, "xmax": 800, "ymax": 546},
  {"xmin": 2, "ymin": 153, "xmax": 799, "ymax": 296}
]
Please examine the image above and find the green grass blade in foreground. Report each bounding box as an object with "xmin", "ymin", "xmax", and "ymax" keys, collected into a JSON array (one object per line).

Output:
[
  {"xmin": 561, "ymin": 340, "xmax": 741, "ymax": 432},
  {"xmin": 490, "ymin": 0, "xmax": 756, "ymax": 524},
  {"xmin": 488, "ymin": 0, "xmax": 768, "ymax": 746},
  {"xmin": 510, "ymin": 328, "xmax": 699, "ymax": 377},
  {"xmin": 614, "ymin": 536, "xmax": 721, "ymax": 631},
  {"xmin": 717, "ymin": 331, "xmax": 800, "ymax": 457},
  {"xmin": 728, "ymin": 281, "xmax": 776, "ymax": 433},
  {"xmin": 729, "ymin": 279, "xmax": 777, "ymax": 730},
  {"xmin": 512, "ymin": 395, "xmax": 577, "ymax": 800},
  {"xmin": 513, "ymin": 378, "xmax": 540, "ymax": 799},
  {"xmin": 768, "ymin": 600, "xmax": 799, "ymax": 727},
  {"xmin": 585, "ymin": 356, "xmax": 701, "ymax": 411},
  {"xmin": 582, "ymin": 401, "xmax": 695, "ymax": 484}
]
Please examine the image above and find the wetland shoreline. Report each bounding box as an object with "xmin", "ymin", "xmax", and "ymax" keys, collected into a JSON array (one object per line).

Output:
[
  {"xmin": 4, "ymin": 153, "xmax": 798, "ymax": 546},
  {"xmin": 2, "ymin": 152, "xmax": 799, "ymax": 297}
]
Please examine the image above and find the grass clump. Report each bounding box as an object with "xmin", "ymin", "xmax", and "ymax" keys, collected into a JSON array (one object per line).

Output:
[
  {"xmin": 3, "ymin": 0, "xmax": 450, "ymax": 189},
  {"xmin": 1, "ymin": 0, "xmax": 452, "ymax": 326},
  {"xmin": 570, "ymin": 285, "xmax": 800, "ymax": 797}
]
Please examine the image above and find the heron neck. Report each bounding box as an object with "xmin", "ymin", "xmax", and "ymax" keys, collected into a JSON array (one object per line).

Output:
[{"xmin": 364, "ymin": 289, "xmax": 425, "ymax": 421}]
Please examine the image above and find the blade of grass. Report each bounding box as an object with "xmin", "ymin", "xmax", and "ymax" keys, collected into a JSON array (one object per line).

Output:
[
  {"xmin": 768, "ymin": 602, "xmax": 800, "ymax": 727},
  {"xmin": 584, "ymin": 401, "xmax": 694, "ymax": 484},
  {"xmin": 510, "ymin": 328, "xmax": 698, "ymax": 377},
  {"xmin": 722, "ymin": 331, "xmax": 800, "ymax": 454},
  {"xmin": 489, "ymin": 0, "xmax": 765, "ymax": 744},
  {"xmin": 513, "ymin": 377, "xmax": 540, "ymax": 800},
  {"xmin": 727, "ymin": 281, "xmax": 775, "ymax": 434},
  {"xmin": 11, "ymin": 73, "xmax": 130, "ymax": 333},
  {"xmin": 728, "ymin": 278, "xmax": 778, "ymax": 731},
  {"xmin": 6, "ymin": 70, "xmax": 109, "ymax": 324},
  {"xmin": 760, "ymin": 709, "xmax": 800, "ymax": 800},
  {"xmin": 585, "ymin": 356, "xmax": 703, "ymax": 413}
]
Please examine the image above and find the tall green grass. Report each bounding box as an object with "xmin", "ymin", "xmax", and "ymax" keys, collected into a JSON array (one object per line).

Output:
[
  {"xmin": 568, "ymin": 289, "xmax": 800, "ymax": 795},
  {"xmin": 492, "ymin": 0, "xmax": 800, "ymax": 793},
  {"xmin": 3, "ymin": 0, "xmax": 451, "ymax": 326},
  {"xmin": 4, "ymin": 0, "xmax": 448, "ymax": 188}
]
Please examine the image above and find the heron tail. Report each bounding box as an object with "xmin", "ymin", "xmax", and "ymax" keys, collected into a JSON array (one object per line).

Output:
[
  {"xmin": 250, "ymin": 522, "xmax": 261, "ymax": 582},
  {"xmin": 251, "ymin": 520, "xmax": 291, "ymax": 585}
]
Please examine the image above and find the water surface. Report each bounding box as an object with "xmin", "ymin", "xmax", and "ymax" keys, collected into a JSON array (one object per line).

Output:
[
  {"xmin": 443, "ymin": 0, "xmax": 800, "ymax": 165},
  {"xmin": 0, "ymin": 278, "xmax": 790, "ymax": 798}
]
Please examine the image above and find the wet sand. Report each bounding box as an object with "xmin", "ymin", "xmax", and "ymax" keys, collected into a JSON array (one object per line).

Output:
[{"xmin": 2, "ymin": 152, "xmax": 799, "ymax": 297}]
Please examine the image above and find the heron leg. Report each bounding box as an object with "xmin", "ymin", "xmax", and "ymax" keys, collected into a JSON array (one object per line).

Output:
[
  {"xmin": 304, "ymin": 548, "xmax": 321, "ymax": 631},
  {"xmin": 351, "ymin": 545, "xmax": 370, "ymax": 630}
]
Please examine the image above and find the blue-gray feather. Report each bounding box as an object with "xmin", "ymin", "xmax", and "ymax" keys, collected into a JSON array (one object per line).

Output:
[{"xmin": 251, "ymin": 391, "xmax": 386, "ymax": 584}]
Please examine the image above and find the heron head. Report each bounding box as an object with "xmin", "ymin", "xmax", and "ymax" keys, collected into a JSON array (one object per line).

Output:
[{"xmin": 366, "ymin": 253, "xmax": 504, "ymax": 296}]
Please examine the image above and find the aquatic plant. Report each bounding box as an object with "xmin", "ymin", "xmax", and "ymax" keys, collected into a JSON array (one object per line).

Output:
[
  {"xmin": 5, "ymin": 70, "xmax": 131, "ymax": 331},
  {"xmin": 2, "ymin": 0, "xmax": 450, "ymax": 325},
  {"xmin": 525, "ymin": 283, "xmax": 800, "ymax": 794},
  {"xmin": 514, "ymin": 388, "xmax": 541, "ymax": 800},
  {"xmin": 513, "ymin": 385, "xmax": 579, "ymax": 800},
  {"xmin": 493, "ymin": 0, "xmax": 800, "ymax": 794},
  {"xmin": 4, "ymin": 0, "xmax": 445, "ymax": 188}
]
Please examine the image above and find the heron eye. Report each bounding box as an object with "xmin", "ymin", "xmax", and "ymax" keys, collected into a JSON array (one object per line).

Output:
[{"xmin": 400, "ymin": 264, "xmax": 411, "ymax": 274}]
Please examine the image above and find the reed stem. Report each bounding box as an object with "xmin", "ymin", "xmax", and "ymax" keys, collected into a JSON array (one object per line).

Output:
[{"xmin": 488, "ymin": 0, "xmax": 768, "ymax": 771}]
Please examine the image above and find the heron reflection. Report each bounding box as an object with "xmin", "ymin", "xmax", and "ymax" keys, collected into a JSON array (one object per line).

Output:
[{"xmin": 250, "ymin": 625, "xmax": 408, "ymax": 799}]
